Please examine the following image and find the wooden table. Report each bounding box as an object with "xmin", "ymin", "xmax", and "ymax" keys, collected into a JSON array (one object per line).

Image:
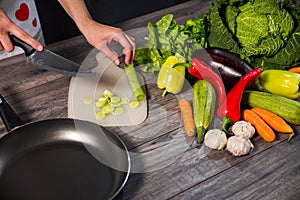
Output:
[{"xmin": 0, "ymin": 0, "xmax": 299, "ymax": 199}]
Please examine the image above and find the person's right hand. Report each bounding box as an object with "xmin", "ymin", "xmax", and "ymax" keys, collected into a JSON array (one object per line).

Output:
[
  {"xmin": 79, "ymin": 20, "xmax": 135, "ymax": 65},
  {"xmin": 0, "ymin": 8, "xmax": 43, "ymax": 52}
]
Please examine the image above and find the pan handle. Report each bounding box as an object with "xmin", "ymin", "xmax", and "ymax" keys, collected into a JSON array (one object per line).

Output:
[{"xmin": 0, "ymin": 94, "xmax": 24, "ymax": 131}]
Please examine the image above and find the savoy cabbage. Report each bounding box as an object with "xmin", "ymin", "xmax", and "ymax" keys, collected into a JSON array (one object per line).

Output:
[{"xmin": 206, "ymin": 0, "xmax": 300, "ymax": 69}]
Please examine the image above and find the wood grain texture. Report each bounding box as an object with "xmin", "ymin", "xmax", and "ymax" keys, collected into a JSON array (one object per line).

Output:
[
  {"xmin": 0, "ymin": 0, "xmax": 299, "ymax": 200},
  {"xmin": 171, "ymin": 135, "xmax": 300, "ymax": 200}
]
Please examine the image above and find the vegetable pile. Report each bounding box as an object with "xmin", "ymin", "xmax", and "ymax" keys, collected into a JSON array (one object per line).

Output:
[{"xmin": 131, "ymin": 0, "xmax": 300, "ymax": 157}]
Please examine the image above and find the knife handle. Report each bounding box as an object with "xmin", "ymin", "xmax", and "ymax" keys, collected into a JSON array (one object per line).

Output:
[{"xmin": 10, "ymin": 35, "xmax": 36, "ymax": 56}]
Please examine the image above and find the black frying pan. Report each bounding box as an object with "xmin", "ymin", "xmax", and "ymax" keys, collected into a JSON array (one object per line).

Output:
[{"xmin": 0, "ymin": 94, "xmax": 130, "ymax": 200}]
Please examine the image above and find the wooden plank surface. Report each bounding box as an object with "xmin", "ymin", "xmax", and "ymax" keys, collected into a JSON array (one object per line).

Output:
[{"xmin": 0, "ymin": 0, "xmax": 299, "ymax": 200}]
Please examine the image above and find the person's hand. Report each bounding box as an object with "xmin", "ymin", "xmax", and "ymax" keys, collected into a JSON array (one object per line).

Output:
[
  {"xmin": 0, "ymin": 8, "xmax": 43, "ymax": 52},
  {"xmin": 57, "ymin": 0, "xmax": 135, "ymax": 65},
  {"xmin": 79, "ymin": 19, "xmax": 135, "ymax": 65}
]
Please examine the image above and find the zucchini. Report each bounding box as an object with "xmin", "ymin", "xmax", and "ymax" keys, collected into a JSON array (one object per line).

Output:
[
  {"xmin": 242, "ymin": 90, "xmax": 300, "ymax": 125},
  {"xmin": 193, "ymin": 80, "xmax": 216, "ymax": 143}
]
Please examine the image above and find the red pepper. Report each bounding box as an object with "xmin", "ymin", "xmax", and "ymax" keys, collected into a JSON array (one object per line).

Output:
[
  {"xmin": 217, "ymin": 67, "xmax": 263, "ymax": 134},
  {"xmin": 189, "ymin": 58, "xmax": 226, "ymax": 107}
]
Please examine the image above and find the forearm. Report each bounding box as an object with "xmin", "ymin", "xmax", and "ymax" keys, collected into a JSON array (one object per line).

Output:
[{"xmin": 57, "ymin": 0, "xmax": 92, "ymax": 31}]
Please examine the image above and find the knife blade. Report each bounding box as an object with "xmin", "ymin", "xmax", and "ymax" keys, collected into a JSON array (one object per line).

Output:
[{"xmin": 10, "ymin": 35, "xmax": 95, "ymax": 77}]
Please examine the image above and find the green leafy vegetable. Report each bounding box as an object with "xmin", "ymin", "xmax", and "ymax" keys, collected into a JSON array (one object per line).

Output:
[
  {"xmin": 135, "ymin": 14, "xmax": 207, "ymax": 72},
  {"xmin": 205, "ymin": 0, "xmax": 300, "ymax": 70}
]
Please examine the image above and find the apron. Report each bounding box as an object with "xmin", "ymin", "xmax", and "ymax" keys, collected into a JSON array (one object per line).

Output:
[{"xmin": 0, "ymin": 0, "xmax": 44, "ymax": 60}]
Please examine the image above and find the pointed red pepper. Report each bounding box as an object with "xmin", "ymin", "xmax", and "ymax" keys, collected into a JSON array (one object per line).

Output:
[
  {"xmin": 217, "ymin": 67, "xmax": 263, "ymax": 134},
  {"xmin": 188, "ymin": 57, "xmax": 226, "ymax": 107}
]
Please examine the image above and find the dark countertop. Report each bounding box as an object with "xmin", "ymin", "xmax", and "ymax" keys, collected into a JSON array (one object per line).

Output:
[{"xmin": 0, "ymin": 0, "xmax": 299, "ymax": 199}]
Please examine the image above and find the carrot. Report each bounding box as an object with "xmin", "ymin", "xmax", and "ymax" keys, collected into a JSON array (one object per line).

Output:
[
  {"xmin": 179, "ymin": 98, "xmax": 195, "ymax": 137},
  {"xmin": 251, "ymin": 107, "xmax": 294, "ymax": 140},
  {"xmin": 242, "ymin": 109, "xmax": 276, "ymax": 142},
  {"xmin": 288, "ymin": 66, "xmax": 300, "ymax": 74}
]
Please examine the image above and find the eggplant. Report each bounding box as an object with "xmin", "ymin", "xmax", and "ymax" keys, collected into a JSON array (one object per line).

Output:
[{"xmin": 192, "ymin": 48, "xmax": 253, "ymax": 92}]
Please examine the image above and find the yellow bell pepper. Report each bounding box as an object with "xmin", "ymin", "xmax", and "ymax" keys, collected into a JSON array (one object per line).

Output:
[
  {"xmin": 259, "ymin": 70, "xmax": 300, "ymax": 99},
  {"xmin": 157, "ymin": 55, "xmax": 186, "ymax": 96}
]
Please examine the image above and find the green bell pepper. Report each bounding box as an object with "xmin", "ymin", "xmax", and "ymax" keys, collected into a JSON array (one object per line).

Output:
[
  {"xmin": 157, "ymin": 55, "xmax": 186, "ymax": 96},
  {"xmin": 259, "ymin": 70, "xmax": 300, "ymax": 99}
]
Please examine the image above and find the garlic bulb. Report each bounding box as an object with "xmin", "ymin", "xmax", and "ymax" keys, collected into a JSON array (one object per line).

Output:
[
  {"xmin": 226, "ymin": 135, "xmax": 253, "ymax": 156},
  {"xmin": 204, "ymin": 129, "xmax": 227, "ymax": 150},
  {"xmin": 231, "ymin": 120, "xmax": 255, "ymax": 139}
]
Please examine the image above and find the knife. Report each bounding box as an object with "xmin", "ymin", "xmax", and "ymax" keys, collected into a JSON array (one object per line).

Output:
[{"xmin": 10, "ymin": 35, "xmax": 95, "ymax": 77}]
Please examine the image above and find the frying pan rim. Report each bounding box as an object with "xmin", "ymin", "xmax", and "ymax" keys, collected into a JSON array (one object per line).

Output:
[{"xmin": 0, "ymin": 117, "xmax": 131, "ymax": 200}]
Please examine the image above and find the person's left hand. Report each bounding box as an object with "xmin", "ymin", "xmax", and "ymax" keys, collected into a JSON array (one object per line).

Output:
[{"xmin": 79, "ymin": 19, "xmax": 135, "ymax": 65}]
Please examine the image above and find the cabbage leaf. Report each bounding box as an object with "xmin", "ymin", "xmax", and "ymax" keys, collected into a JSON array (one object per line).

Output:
[{"xmin": 206, "ymin": 0, "xmax": 300, "ymax": 70}]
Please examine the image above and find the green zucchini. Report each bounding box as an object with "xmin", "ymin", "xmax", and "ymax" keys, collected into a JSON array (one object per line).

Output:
[
  {"xmin": 242, "ymin": 90, "xmax": 300, "ymax": 125},
  {"xmin": 193, "ymin": 80, "xmax": 216, "ymax": 143}
]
